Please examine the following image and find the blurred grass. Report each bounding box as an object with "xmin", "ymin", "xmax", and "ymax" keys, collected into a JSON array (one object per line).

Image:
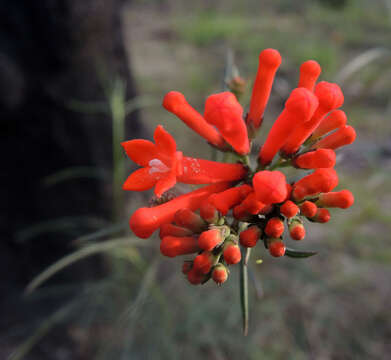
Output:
[{"xmin": 14, "ymin": 0, "xmax": 391, "ymax": 359}]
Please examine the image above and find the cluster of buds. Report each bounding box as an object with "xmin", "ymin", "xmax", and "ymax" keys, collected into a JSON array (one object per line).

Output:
[{"xmin": 122, "ymin": 48, "xmax": 355, "ymax": 287}]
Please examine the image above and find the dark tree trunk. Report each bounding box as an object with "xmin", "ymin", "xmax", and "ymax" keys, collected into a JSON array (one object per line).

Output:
[{"xmin": 0, "ymin": 0, "xmax": 141, "ymax": 356}]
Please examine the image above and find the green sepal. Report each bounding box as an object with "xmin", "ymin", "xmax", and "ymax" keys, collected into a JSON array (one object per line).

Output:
[{"xmin": 285, "ymin": 247, "xmax": 317, "ymax": 258}]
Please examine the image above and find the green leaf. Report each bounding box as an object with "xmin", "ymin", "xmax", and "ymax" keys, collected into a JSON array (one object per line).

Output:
[{"xmin": 285, "ymin": 247, "xmax": 318, "ymax": 258}]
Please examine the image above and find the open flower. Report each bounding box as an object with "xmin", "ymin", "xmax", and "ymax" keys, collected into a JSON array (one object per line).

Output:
[
  {"xmin": 122, "ymin": 125, "xmax": 247, "ymax": 198},
  {"xmin": 122, "ymin": 125, "xmax": 182, "ymax": 198}
]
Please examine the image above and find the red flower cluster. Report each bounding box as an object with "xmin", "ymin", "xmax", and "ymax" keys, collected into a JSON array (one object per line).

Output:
[{"xmin": 123, "ymin": 48, "xmax": 356, "ymax": 286}]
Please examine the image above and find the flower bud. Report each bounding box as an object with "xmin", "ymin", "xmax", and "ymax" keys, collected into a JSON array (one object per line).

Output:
[
  {"xmin": 160, "ymin": 236, "xmax": 199, "ymax": 257},
  {"xmin": 311, "ymin": 125, "xmax": 356, "ymax": 151},
  {"xmin": 204, "ymin": 92, "xmax": 250, "ymax": 154},
  {"xmin": 159, "ymin": 223, "xmax": 193, "ymax": 239},
  {"xmin": 280, "ymin": 200, "xmax": 299, "ymax": 218},
  {"xmin": 289, "ymin": 219, "xmax": 306, "ymax": 240},
  {"xmin": 300, "ymin": 201, "xmax": 318, "ymax": 218},
  {"xmin": 265, "ymin": 217, "xmax": 285, "ymax": 238},
  {"xmin": 316, "ymin": 190, "xmax": 354, "ymax": 209},
  {"xmin": 130, "ymin": 182, "xmax": 231, "ymax": 238},
  {"xmin": 282, "ymin": 81, "xmax": 344, "ymax": 155},
  {"xmin": 212, "ymin": 263, "xmax": 228, "ymax": 284},
  {"xmin": 268, "ymin": 239, "xmax": 286, "ymax": 257},
  {"xmin": 198, "ymin": 228, "xmax": 223, "ymax": 251},
  {"xmin": 293, "ymin": 149, "xmax": 336, "ymax": 169},
  {"xmin": 292, "ymin": 168, "xmax": 338, "ymax": 201},
  {"xmin": 193, "ymin": 251, "xmax": 215, "ymax": 274},
  {"xmin": 240, "ymin": 192, "xmax": 267, "ymax": 215},
  {"xmin": 208, "ymin": 184, "xmax": 252, "ymax": 215},
  {"xmin": 259, "ymin": 88, "xmax": 318, "ymax": 165},
  {"xmin": 182, "ymin": 260, "xmax": 193, "ymax": 274},
  {"xmin": 223, "ymin": 241, "xmax": 241, "ymax": 265},
  {"xmin": 240, "ymin": 226, "xmax": 262, "ymax": 248},
  {"xmin": 187, "ymin": 267, "xmax": 206, "ymax": 285},
  {"xmin": 199, "ymin": 201, "xmax": 219, "ymax": 223},
  {"xmin": 174, "ymin": 208, "xmax": 207, "ymax": 233},
  {"xmin": 163, "ymin": 91, "xmax": 226, "ymax": 148},
  {"xmin": 253, "ymin": 171, "xmax": 288, "ymax": 204},
  {"xmin": 298, "ymin": 60, "xmax": 321, "ymax": 91},
  {"xmin": 312, "ymin": 208, "xmax": 331, "ymax": 223},
  {"xmin": 311, "ymin": 109, "xmax": 347, "ymax": 139},
  {"xmin": 248, "ymin": 49, "xmax": 281, "ymax": 129}
]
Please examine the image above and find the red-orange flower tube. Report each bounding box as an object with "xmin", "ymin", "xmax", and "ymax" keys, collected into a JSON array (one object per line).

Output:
[
  {"xmin": 293, "ymin": 149, "xmax": 336, "ymax": 169},
  {"xmin": 311, "ymin": 125, "xmax": 356, "ymax": 151},
  {"xmin": 316, "ymin": 190, "xmax": 354, "ymax": 209},
  {"xmin": 160, "ymin": 236, "xmax": 199, "ymax": 258},
  {"xmin": 259, "ymin": 87, "xmax": 318, "ymax": 165},
  {"xmin": 247, "ymin": 49, "xmax": 282, "ymax": 129},
  {"xmin": 281, "ymin": 81, "xmax": 344, "ymax": 155},
  {"xmin": 179, "ymin": 157, "xmax": 247, "ymax": 184},
  {"xmin": 163, "ymin": 91, "xmax": 226, "ymax": 148},
  {"xmin": 311, "ymin": 109, "xmax": 347, "ymax": 139},
  {"xmin": 253, "ymin": 170, "xmax": 288, "ymax": 204},
  {"xmin": 292, "ymin": 168, "xmax": 338, "ymax": 201},
  {"xmin": 159, "ymin": 224, "xmax": 193, "ymax": 239},
  {"xmin": 240, "ymin": 192, "xmax": 267, "ymax": 215},
  {"xmin": 204, "ymin": 92, "xmax": 250, "ymax": 155},
  {"xmin": 208, "ymin": 184, "xmax": 252, "ymax": 215},
  {"xmin": 130, "ymin": 182, "xmax": 231, "ymax": 238},
  {"xmin": 298, "ymin": 60, "xmax": 321, "ymax": 92}
]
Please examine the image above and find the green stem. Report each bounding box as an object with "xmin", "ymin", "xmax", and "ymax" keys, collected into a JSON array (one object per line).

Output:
[{"xmin": 240, "ymin": 247, "xmax": 251, "ymax": 336}]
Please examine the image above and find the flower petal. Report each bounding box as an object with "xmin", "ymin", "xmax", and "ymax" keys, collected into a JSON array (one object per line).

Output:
[
  {"xmin": 123, "ymin": 167, "xmax": 157, "ymax": 191},
  {"xmin": 121, "ymin": 140, "xmax": 159, "ymax": 167},
  {"xmin": 154, "ymin": 171, "xmax": 177, "ymax": 198},
  {"xmin": 154, "ymin": 125, "xmax": 177, "ymax": 157}
]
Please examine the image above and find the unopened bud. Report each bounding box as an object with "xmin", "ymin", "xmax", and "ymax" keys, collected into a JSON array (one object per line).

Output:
[
  {"xmin": 239, "ymin": 226, "xmax": 262, "ymax": 248},
  {"xmin": 212, "ymin": 263, "xmax": 228, "ymax": 284},
  {"xmin": 265, "ymin": 217, "xmax": 285, "ymax": 238}
]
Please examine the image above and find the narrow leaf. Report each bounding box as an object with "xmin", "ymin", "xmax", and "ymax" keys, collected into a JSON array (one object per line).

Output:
[{"xmin": 285, "ymin": 247, "xmax": 317, "ymax": 258}]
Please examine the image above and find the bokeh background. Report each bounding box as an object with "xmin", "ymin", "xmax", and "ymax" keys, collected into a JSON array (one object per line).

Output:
[{"xmin": 1, "ymin": 0, "xmax": 391, "ymax": 359}]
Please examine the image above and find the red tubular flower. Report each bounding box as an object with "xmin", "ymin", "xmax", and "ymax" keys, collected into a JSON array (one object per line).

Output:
[
  {"xmin": 298, "ymin": 60, "xmax": 321, "ymax": 92},
  {"xmin": 198, "ymin": 229, "xmax": 223, "ymax": 251},
  {"xmin": 159, "ymin": 223, "xmax": 193, "ymax": 239},
  {"xmin": 265, "ymin": 217, "xmax": 285, "ymax": 238},
  {"xmin": 223, "ymin": 242, "xmax": 241, "ymax": 265},
  {"xmin": 247, "ymin": 49, "xmax": 282, "ymax": 129},
  {"xmin": 122, "ymin": 125, "xmax": 182, "ymax": 197},
  {"xmin": 280, "ymin": 200, "xmax": 299, "ymax": 218},
  {"xmin": 160, "ymin": 236, "xmax": 199, "ymax": 257},
  {"xmin": 316, "ymin": 190, "xmax": 354, "ymax": 209},
  {"xmin": 292, "ymin": 168, "xmax": 338, "ymax": 201},
  {"xmin": 208, "ymin": 184, "xmax": 252, "ymax": 215},
  {"xmin": 289, "ymin": 220, "xmax": 306, "ymax": 240},
  {"xmin": 187, "ymin": 268, "xmax": 205, "ymax": 285},
  {"xmin": 268, "ymin": 239, "xmax": 286, "ymax": 257},
  {"xmin": 281, "ymin": 81, "xmax": 344, "ymax": 155},
  {"xmin": 311, "ymin": 125, "xmax": 356, "ymax": 151},
  {"xmin": 199, "ymin": 201, "xmax": 219, "ymax": 223},
  {"xmin": 312, "ymin": 208, "xmax": 331, "ymax": 223},
  {"xmin": 193, "ymin": 252, "xmax": 215, "ymax": 274},
  {"xmin": 240, "ymin": 192, "xmax": 267, "ymax": 215},
  {"xmin": 311, "ymin": 109, "xmax": 347, "ymax": 139},
  {"xmin": 179, "ymin": 157, "xmax": 247, "ymax": 184},
  {"xmin": 174, "ymin": 208, "xmax": 207, "ymax": 233},
  {"xmin": 259, "ymin": 88, "xmax": 318, "ymax": 165},
  {"xmin": 293, "ymin": 149, "xmax": 336, "ymax": 169},
  {"xmin": 163, "ymin": 91, "xmax": 226, "ymax": 148},
  {"xmin": 240, "ymin": 226, "xmax": 261, "ymax": 248},
  {"xmin": 300, "ymin": 201, "xmax": 318, "ymax": 218},
  {"xmin": 204, "ymin": 92, "xmax": 250, "ymax": 155},
  {"xmin": 130, "ymin": 182, "xmax": 231, "ymax": 238},
  {"xmin": 253, "ymin": 171, "xmax": 288, "ymax": 204},
  {"xmin": 212, "ymin": 264, "xmax": 228, "ymax": 284}
]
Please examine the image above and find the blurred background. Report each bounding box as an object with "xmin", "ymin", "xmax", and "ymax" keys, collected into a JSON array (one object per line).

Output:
[{"xmin": 1, "ymin": 0, "xmax": 391, "ymax": 359}]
